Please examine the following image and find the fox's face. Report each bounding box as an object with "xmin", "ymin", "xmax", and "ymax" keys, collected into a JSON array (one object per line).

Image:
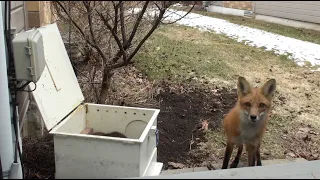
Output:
[{"xmin": 237, "ymin": 76, "xmax": 276, "ymax": 123}]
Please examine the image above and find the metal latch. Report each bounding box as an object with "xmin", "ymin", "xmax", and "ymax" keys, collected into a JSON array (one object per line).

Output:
[
  {"xmin": 27, "ymin": 67, "xmax": 34, "ymax": 76},
  {"xmin": 25, "ymin": 46, "xmax": 32, "ymax": 56}
]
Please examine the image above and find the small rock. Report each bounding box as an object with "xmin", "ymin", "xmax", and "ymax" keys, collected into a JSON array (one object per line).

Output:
[
  {"xmin": 207, "ymin": 163, "xmax": 216, "ymax": 170},
  {"xmin": 299, "ymin": 153, "xmax": 307, "ymax": 159},
  {"xmin": 168, "ymin": 162, "xmax": 185, "ymax": 169},
  {"xmin": 80, "ymin": 127, "xmax": 93, "ymax": 135},
  {"xmin": 264, "ymin": 151, "xmax": 271, "ymax": 155},
  {"xmin": 309, "ymin": 130, "xmax": 318, "ymax": 135},
  {"xmin": 287, "ymin": 152, "xmax": 296, "ymax": 157},
  {"xmin": 284, "ymin": 150, "xmax": 290, "ymax": 154},
  {"xmin": 299, "ymin": 127, "xmax": 311, "ymax": 133},
  {"xmin": 302, "ymin": 135, "xmax": 311, "ymax": 142}
]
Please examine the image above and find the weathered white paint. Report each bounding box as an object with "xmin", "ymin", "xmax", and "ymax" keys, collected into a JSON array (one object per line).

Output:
[{"xmin": 0, "ymin": 2, "xmax": 15, "ymax": 178}]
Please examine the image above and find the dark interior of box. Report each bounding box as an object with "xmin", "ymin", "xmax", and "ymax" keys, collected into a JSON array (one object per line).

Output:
[{"xmin": 80, "ymin": 127, "xmax": 127, "ymax": 138}]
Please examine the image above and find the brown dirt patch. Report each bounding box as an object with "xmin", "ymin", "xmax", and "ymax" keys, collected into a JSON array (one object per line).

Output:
[
  {"xmin": 154, "ymin": 82, "xmax": 237, "ymax": 169},
  {"xmin": 22, "ymin": 133, "xmax": 55, "ymax": 179}
]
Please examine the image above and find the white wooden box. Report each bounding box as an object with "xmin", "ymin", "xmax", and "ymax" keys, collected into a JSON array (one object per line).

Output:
[{"xmin": 30, "ymin": 23, "xmax": 163, "ymax": 179}]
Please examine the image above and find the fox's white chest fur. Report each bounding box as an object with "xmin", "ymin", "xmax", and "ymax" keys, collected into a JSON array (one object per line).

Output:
[{"xmin": 232, "ymin": 110, "xmax": 267, "ymax": 146}]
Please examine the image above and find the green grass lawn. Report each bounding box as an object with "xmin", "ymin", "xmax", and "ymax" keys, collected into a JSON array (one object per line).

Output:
[{"xmin": 135, "ymin": 24, "xmax": 320, "ymax": 161}]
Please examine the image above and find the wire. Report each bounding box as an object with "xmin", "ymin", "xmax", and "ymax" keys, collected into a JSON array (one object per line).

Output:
[
  {"xmin": 17, "ymin": 81, "xmax": 31, "ymax": 91},
  {"xmin": 0, "ymin": 153, "xmax": 3, "ymax": 179},
  {"xmin": 4, "ymin": 1, "xmax": 24, "ymax": 178},
  {"xmin": 17, "ymin": 81, "xmax": 37, "ymax": 92}
]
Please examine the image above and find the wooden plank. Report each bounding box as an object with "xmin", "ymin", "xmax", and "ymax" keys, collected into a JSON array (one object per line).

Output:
[
  {"xmin": 255, "ymin": 4, "xmax": 320, "ymax": 17},
  {"xmin": 255, "ymin": 8, "xmax": 320, "ymax": 24},
  {"xmin": 257, "ymin": 1, "xmax": 320, "ymax": 11},
  {"xmin": 23, "ymin": 1, "xmax": 28, "ymax": 31},
  {"xmin": 26, "ymin": 1, "xmax": 44, "ymax": 12}
]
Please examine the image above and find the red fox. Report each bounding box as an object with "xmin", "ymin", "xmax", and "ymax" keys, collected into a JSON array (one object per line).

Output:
[{"xmin": 222, "ymin": 76, "xmax": 276, "ymax": 169}]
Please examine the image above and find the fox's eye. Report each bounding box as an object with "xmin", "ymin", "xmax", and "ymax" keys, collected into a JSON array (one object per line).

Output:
[
  {"xmin": 259, "ymin": 103, "xmax": 266, "ymax": 108},
  {"xmin": 244, "ymin": 102, "xmax": 251, "ymax": 107}
]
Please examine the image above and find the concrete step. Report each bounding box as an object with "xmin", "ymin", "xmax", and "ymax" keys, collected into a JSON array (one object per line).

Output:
[{"xmin": 160, "ymin": 158, "xmax": 307, "ymax": 175}]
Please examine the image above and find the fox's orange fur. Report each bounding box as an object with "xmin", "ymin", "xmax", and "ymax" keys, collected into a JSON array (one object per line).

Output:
[{"xmin": 222, "ymin": 76, "xmax": 276, "ymax": 169}]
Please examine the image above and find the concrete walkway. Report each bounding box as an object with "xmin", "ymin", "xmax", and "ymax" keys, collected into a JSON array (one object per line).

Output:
[
  {"xmin": 160, "ymin": 158, "xmax": 307, "ymax": 176},
  {"xmin": 133, "ymin": 160, "xmax": 320, "ymax": 179}
]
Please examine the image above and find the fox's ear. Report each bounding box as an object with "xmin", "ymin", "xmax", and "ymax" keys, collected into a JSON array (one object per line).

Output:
[
  {"xmin": 261, "ymin": 79, "xmax": 276, "ymax": 99},
  {"xmin": 237, "ymin": 76, "xmax": 251, "ymax": 96}
]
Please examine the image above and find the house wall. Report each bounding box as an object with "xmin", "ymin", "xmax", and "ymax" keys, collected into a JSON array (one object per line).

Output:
[
  {"xmin": 0, "ymin": 1, "xmax": 27, "ymax": 178},
  {"xmin": 223, "ymin": 1, "xmax": 253, "ymax": 11},
  {"xmin": 26, "ymin": 1, "xmax": 53, "ymax": 28},
  {"xmin": 254, "ymin": 1, "xmax": 320, "ymax": 24},
  {"xmin": 6, "ymin": 1, "xmax": 30, "ymax": 126},
  {"xmin": 3, "ymin": 1, "xmax": 54, "ymax": 137}
]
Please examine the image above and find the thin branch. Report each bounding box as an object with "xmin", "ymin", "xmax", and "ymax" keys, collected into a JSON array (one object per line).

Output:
[
  {"xmin": 127, "ymin": 9, "xmax": 166, "ymax": 61},
  {"xmin": 125, "ymin": 1, "xmax": 149, "ymax": 48},
  {"xmin": 119, "ymin": 1, "xmax": 127, "ymax": 45},
  {"xmin": 162, "ymin": 1, "xmax": 196, "ymax": 25},
  {"xmin": 112, "ymin": 1, "xmax": 120, "ymax": 33},
  {"xmin": 55, "ymin": 1, "xmax": 108, "ymax": 64},
  {"xmin": 96, "ymin": 9, "xmax": 127, "ymax": 62},
  {"xmin": 109, "ymin": 8, "xmax": 166, "ymax": 70},
  {"xmin": 84, "ymin": 2, "xmax": 98, "ymax": 45}
]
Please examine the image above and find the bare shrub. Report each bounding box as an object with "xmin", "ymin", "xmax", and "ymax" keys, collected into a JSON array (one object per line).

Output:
[{"xmin": 51, "ymin": 1, "xmax": 195, "ymax": 103}]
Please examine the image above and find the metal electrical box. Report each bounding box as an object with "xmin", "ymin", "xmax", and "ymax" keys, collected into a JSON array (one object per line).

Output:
[
  {"xmin": 12, "ymin": 29, "xmax": 45, "ymax": 82},
  {"xmin": 30, "ymin": 23, "xmax": 163, "ymax": 179}
]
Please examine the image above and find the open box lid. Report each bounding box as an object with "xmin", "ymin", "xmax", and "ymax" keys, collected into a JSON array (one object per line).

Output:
[{"xmin": 29, "ymin": 23, "xmax": 85, "ymax": 131}]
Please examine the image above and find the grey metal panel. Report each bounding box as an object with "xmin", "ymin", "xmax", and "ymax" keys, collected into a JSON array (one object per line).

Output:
[
  {"xmin": 23, "ymin": 1, "xmax": 28, "ymax": 31},
  {"xmin": 255, "ymin": 1, "xmax": 320, "ymax": 24},
  {"xmin": 17, "ymin": 91, "xmax": 30, "ymax": 123},
  {"xmin": 10, "ymin": 1, "xmax": 29, "ymax": 121},
  {"xmin": 11, "ymin": 1, "xmax": 23, "ymax": 10},
  {"xmin": 10, "ymin": 6, "xmax": 25, "ymax": 32}
]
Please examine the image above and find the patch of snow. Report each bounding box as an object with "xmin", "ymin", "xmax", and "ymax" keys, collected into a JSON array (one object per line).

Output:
[
  {"xmin": 172, "ymin": 3, "xmax": 183, "ymax": 7},
  {"xmin": 160, "ymin": 9, "xmax": 320, "ymax": 71}
]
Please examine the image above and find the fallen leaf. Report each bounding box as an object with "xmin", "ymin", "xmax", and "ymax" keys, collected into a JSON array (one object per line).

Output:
[{"xmin": 201, "ymin": 120, "xmax": 209, "ymax": 132}]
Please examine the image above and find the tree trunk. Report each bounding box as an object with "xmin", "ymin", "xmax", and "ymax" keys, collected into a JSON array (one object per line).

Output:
[{"xmin": 98, "ymin": 69, "xmax": 113, "ymax": 104}]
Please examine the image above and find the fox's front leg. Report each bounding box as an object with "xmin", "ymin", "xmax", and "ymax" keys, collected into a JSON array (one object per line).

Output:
[
  {"xmin": 230, "ymin": 144, "xmax": 243, "ymax": 168},
  {"xmin": 246, "ymin": 144, "xmax": 258, "ymax": 166},
  {"xmin": 222, "ymin": 141, "xmax": 234, "ymax": 169},
  {"xmin": 256, "ymin": 144, "xmax": 262, "ymax": 166}
]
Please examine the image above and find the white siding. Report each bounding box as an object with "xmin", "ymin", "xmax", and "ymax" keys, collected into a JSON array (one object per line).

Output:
[{"xmin": 254, "ymin": 1, "xmax": 320, "ymax": 24}]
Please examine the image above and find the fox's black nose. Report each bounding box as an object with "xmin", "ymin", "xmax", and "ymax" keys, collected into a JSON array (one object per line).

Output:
[{"xmin": 250, "ymin": 115, "xmax": 257, "ymax": 121}]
